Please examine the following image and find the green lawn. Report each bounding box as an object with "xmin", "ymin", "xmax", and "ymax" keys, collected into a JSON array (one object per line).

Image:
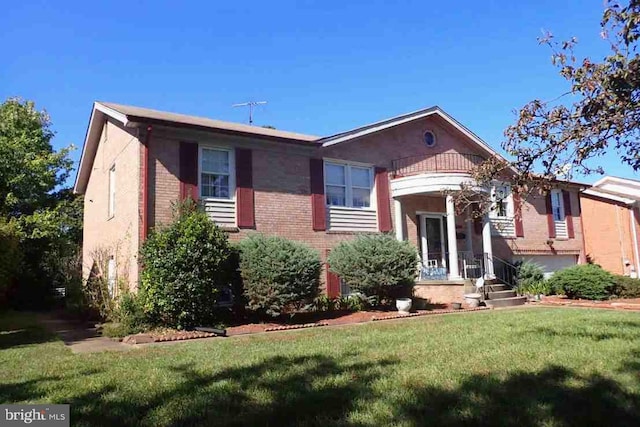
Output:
[{"xmin": 1, "ymin": 307, "xmax": 640, "ymax": 426}]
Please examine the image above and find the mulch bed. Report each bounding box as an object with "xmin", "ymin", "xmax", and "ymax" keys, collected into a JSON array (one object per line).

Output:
[
  {"xmin": 540, "ymin": 295, "xmax": 640, "ymax": 311},
  {"xmin": 123, "ymin": 302, "xmax": 485, "ymax": 344}
]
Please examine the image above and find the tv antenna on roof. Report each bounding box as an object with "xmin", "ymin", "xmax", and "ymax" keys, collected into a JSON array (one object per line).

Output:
[{"xmin": 232, "ymin": 101, "xmax": 267, "ymax": 125}]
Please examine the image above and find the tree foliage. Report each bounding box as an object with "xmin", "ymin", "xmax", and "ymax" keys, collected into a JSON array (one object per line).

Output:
[
  {"xmin": 0, "ymin": 98, "xmax": 80, "ymax": 308},
  {"xmin": 466, "ymin": 1, "xmax": 640, "ymax": 200}
]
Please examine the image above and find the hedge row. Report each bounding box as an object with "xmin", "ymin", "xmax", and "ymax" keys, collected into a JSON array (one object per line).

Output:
[{"xmin": 128, "ymin": 201, "xmax": 419, "ymax": 330}]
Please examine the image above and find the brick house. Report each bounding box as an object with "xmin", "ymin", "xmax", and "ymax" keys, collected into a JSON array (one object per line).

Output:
[
  {"xmin": 581, "ymin": 176, "xmax": 640, "ymax": 277},
  {"xmin": 74, "ymin": 102, "xmax": 587, "ymax": 302}
]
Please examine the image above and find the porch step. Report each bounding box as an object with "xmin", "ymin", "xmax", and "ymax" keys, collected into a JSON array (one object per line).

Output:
[
  {"xmin": 485, "ymin": 284, "xmax": 509, "ymax": 292},
  {"xmin": 484, "ymin": 296, "xmax": 527, "ymax": 308},
  {"xmin": 487, "ymin": 290, "xmax": 517, "ymax": 299}
]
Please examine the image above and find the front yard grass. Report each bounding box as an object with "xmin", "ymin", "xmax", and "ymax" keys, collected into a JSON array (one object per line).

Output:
[{"xmin": 1, "ymin": 307, "xmax": 639, "ymax": 426}]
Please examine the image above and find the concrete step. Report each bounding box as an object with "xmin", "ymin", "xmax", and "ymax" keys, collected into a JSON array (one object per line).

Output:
[
  {"xmin": 485, "ymin": 284, "xmax": 509, "ymax": 292},
  {"xmin": 487, "ymin": 290, "xmax": 517, "ymax": 299},
  {"xmin": 484, "ymin": 296, "xmax": 527, "ymax": 308}
]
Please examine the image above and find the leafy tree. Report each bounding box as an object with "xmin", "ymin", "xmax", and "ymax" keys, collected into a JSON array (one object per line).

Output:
[
  {"xmin": 0, "ymin": 98, "xmax": 73, "ymax": 217},
  {"xmin": 0, "ymin": 98, "xmax": 79, "ymax": 308},
  {"xmin": 467, "ymin": 1, "xmax": 640, "ymax": 197}
]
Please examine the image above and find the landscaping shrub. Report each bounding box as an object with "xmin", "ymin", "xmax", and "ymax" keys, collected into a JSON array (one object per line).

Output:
[
  {"xmin": 309, "ymin": 294, "xmax": 375, "ymax": 312},
  {"xmin": 327, "ymin": 234, "xmax": 419, "ymax": 303},
  {"xmin": 547, "ymin": 264, "xmax": 615, "ymax": 300},
  {"xmin": 610, "ymin": 275, "xmax": 640, "ymax": 299},
  {"xmin": 238, "ymin": 234, "xmax": 321, "ymax": 317},
  {"xmin": 139, "ymin": 200, "xmax": 234, "ymax": 329},
  {"xmin": 514, "ymin": 260, "xmax": 548, "ymax": 295}
]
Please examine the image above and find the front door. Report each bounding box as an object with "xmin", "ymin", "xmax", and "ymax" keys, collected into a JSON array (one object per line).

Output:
[{"xmin": 420, "ymin": 214, "xmax": 448, "ymax": 278}]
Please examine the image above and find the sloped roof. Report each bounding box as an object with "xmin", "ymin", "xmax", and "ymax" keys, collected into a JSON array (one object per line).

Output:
[{"xmin": 97, "ymin": 102, "xmax": 320, "ymax": 142}]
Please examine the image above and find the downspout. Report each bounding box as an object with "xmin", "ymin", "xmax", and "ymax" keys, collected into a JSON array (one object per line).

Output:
[
  {"xmin": 631, "ymin": 204, "xmax": 640, "ymax": 278},
  {"xmin": 141, "ymin": 125, "xmax": 152, "ymax": 242}
]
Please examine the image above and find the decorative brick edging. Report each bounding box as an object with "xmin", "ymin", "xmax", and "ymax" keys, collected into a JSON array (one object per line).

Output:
[
  {"xmin": 371, "ymin": 306, "xmax": 489, "ymax": 321},
  {"xmin": 123, "ymin": 331, "xmax": 218, "ymax": 344},
  {"xmin": 540, "ymin": 300, "xmax": 640, "ymax": 311},
  {"xmin": 264, "ymin": 322, "xmax": 329, "ymax": 332}
]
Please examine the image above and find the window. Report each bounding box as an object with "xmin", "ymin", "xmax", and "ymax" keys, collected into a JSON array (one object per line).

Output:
[
  {"xmin": 424, "ymin": 130, "xmax": 436, "ymax": 147},
  {"xmin": 324, "ymin": 161, "xmax": 373, "ymax": 208},
  {"xmin": 200, "ymin": 148, "xmax": 231, "ymax": 199},
  {"xmin": 108, "ymin": 165, "xmax": 115, "ymax": 218},
  {"xmin": 490, "ymin": 185, "xmax": 512, "ymax": 218},
  {"xmin": 550, "ymin": 189, "xmax": 564, "ymax": 221}
]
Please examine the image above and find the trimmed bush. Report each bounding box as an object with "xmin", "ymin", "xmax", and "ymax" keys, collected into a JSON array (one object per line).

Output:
[
  {"xmin": 139, "ymin": 200, "xmax": 235, "ymax": 329},
  {"xmin": 327, "ymin": 234, "xmax": 419, "ymax": 302},
  {"xmin": 547, "ymin": 264, "xmax": 615, "ymax": 300},
  {"xmin": 610, "ymin": 275, "xmax": 640, "ymax": 299},
  {"xmin": 238, "ymin": 234, "xmax": 321, "ymax": 317}
]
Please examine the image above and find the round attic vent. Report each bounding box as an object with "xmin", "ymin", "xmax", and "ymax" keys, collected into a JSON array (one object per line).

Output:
[{"xmin": 424, "ymin": 130, "xmax": 436, "ymax": 147}]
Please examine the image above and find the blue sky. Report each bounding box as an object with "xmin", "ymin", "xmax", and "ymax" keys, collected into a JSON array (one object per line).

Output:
[{"xmin": 2, "ymin": 0, "xmax": 636, "ymax": 184}]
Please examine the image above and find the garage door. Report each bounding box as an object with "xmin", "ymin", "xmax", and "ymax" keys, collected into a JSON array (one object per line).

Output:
[{"xmin": 516, "ymin": 255, "xmax": 578, "ymax": 279}]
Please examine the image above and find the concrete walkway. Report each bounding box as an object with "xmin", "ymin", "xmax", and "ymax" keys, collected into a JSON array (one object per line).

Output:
[{"xmin": 37, "ymin": 314, "xmax": 132, "ymax": 354}]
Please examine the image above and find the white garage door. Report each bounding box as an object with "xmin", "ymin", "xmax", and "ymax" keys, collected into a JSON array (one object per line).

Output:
[{"xmin": 516, "ymin": 255, "xmax": 578, "ymax": 279}]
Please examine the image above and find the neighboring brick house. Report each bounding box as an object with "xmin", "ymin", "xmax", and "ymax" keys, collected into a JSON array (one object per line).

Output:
[
  {"xmin": 581, "ymin": 176, "xmax": 640, "ymax": 277},
  {"xmin": 74, "ymin": 102, "xmax": 587, "ymax": 302}
]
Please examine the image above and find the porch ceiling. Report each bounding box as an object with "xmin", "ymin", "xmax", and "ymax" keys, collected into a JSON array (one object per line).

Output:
[{"xmin": 390, "ymin": 172, "xmax": 488, "ymax": 198}]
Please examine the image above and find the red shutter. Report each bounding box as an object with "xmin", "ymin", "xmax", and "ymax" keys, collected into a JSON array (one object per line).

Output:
[
  {"xmin": 325, "ymin": 250, "xmax": 340, "ymax": 298},
  {"xmin": 513, "ymin": 192, "xmax": 524, "ymax": 237},
  {"xmin": 310, "ymin": 159, "xmax": 326, "ymax": 231},
  {"xmin": 563, "ymin": 190, "xmax": 575, "ymax": 239},
  {"xmin": 375, "ymin": 167, "xmax": 392, "ymax": 232},
  {"xmin": 179, "ymin": 142, "xmax": 198, "ymax": 200},
  {"xmin": 545, "ymin": 192, "xmax": 556, "ymax": 238},
  {"xmin": 235, "ymin": 148, "xmax": 255, "ymax": 228}
]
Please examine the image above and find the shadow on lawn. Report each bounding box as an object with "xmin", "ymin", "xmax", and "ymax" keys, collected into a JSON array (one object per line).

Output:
[
  {"xmin": 392, "ymin": 364, "xmax": 640, "ymax": 427},
  {"xmin": 5, "ymin": 353, "xmax": 639, "ymax": 427}
]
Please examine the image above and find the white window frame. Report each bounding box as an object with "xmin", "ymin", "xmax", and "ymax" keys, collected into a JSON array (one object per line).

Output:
[
  {"xmin": 198, "ymin": 146, "xmax": 236, "ymax": 201},
  {"xmin": 108, "ymin": 164, "xmax": 116, "ymax": 218},
  {"xmin": 550, "ymin": 189, "xmax": 565, "ymax": 222},
  {"xmin": 489, "ymin": 184, "xmax": 513, "ymax": 219},
  {"xmin": 324, "ymin": 159, "xmax": 374, "ymax": 210}
]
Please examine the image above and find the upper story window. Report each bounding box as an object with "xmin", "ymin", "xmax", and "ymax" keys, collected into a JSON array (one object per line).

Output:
[
  {"xmin": 200, "ymin": 148, "xmax": 232, "ymax": 199},
  {"xmin": 490, "ymin": 184, "xmax": 513, "ymax": 218},
  {"xmin": 325, "ymin": 161, "xmax": 373, "ymax": 208},
  {"xmin": 550, "ymin": 189, "xmax": 565, "ymax": 221},
  {"xmin": 108, "ymin": 165, "xmax": 115, "ymax": 218}
]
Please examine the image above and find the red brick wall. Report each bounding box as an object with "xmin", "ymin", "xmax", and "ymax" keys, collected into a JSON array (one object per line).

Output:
[{"xmin": 581, "ymin": 194, "xmax": 637, "ymax": 275}]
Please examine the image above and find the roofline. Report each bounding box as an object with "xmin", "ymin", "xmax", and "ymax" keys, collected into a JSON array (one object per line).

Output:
[
  {"xmin": 582, "ymin": 188, "xmax": 637, "ymax": 205},
  {"xmin": 318, "ymin": 106, "xmax": 507, "ymax": 161},
  {"xmin": 593, "ymin": 175, "xmax": 640, "ymax": 188}
]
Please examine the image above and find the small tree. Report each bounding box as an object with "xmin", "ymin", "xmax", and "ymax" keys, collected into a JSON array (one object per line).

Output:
[
  {"xmin": 139, "ymin": 200, "xmax": 234, "ymax": 328},
  {"xmin": 328, "ymin": 234, "xmax": 419, "ymax": 303},
  {"xmin": 238, "ymin": 234, "xmax": 321, "ymax": 317}
]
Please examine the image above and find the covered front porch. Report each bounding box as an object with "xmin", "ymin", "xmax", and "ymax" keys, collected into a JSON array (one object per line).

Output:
[{"xmin": 390, "ymin": 153, "xmax": 496, "ymax": 283}]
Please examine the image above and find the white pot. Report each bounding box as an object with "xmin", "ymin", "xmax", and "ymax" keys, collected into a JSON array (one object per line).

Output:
[
  {"xmin": 463, "ymin": 293, "xmax": 481, "ymax": 308},
  {"xmin": 396, "ymin": 298, "xmax": 412, "ymax": 314}
]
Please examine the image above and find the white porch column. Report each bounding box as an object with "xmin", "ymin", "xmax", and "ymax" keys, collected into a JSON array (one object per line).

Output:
[
  {"xmin": 394, "ymin": 198, "xmax": 404, "ymax": 241},
  {"xmin": 466, "ymin": 207, "xmax": 474, "ymax": 255},
  {"xmin": 446, "ymin": 195, "xmax": 460, "ymax": 279},
  {"xmin": 482, "ymin": 214, "xmax": 495, "ymax": 278}
]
